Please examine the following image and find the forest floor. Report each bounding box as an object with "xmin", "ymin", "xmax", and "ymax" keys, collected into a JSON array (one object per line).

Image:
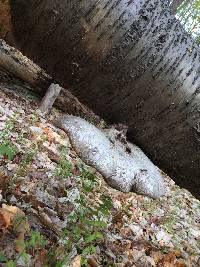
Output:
[{"xmin": 0, "ymin": 73, "xmax": 200, "ymax": 267}]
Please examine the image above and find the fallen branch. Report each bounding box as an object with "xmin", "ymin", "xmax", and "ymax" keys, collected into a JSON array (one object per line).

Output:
[
  {"xmin": 56, "ymin": 115, "xmax": 166, "ymax": 199},
  {"xmin": 39, "ymin": 83, "xmax": 62, "ymax": 115},
  {"xmin": 0, "ymin": 39, "xmax": 52, "ymax": 91}
]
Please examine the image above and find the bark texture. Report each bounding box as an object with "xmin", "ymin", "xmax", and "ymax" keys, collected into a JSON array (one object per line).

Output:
[
  {"xmin": 0, "ymin": 39, "xmax": 52, "ymax": 91},
  {"xmin": 9, "ymin": 0, "xmax": 200, "ymax": 198},
  {"xmin": 0, "ymin": 0, "xmax": 12, "ymax": 40},
  {"xmin": 57, "ymin": 115, "xmax": 165, "ymax": 198}
]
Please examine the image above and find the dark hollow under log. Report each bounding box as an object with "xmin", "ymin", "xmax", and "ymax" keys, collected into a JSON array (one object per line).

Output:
[{"xmin": 8, "ymin": 0, "xmax": 200, "ymax": 198}]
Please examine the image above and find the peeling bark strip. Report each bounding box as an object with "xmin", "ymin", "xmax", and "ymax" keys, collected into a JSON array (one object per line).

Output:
[
  {"xmin": 57, "ymin": 115, "xmax": 165, "ymax": 199},
  {"xmin": 9, "ymin": 0, "xmax": 200, "ymax": 198},
  {"xmin": 39, "ymin": 83, "xmax": 62, "ymax": 115}
]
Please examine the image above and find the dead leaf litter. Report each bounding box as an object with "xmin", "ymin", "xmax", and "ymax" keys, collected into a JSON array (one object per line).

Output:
[{"xmin": 0, "ymin": 89, "xmax": 200, "ymax": 267}]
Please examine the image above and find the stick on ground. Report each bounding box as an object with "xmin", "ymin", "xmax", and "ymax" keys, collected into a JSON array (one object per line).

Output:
[{"xmin": 39, "ymin": 83, "xmax": 62, "ymax": 115}]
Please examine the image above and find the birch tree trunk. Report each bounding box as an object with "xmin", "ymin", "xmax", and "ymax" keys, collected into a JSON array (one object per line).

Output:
[{"xmin": 9, "ymin": 0, "xmax": 200, "ymax": 198}]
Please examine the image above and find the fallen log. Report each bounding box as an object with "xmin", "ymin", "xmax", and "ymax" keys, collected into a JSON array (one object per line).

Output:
[
  {"xmin": 0, "ymin": 39, "xmax": 52, "ymax": 91},
  {"xmin": 56, "ymin": 115, "xmax": 166, "ymax": 199},
  {"xmin": 0, "ymin": 40, "xmax": 100, "ymax": 123}
]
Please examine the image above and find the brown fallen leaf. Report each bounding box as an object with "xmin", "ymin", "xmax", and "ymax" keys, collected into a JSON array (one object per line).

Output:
[
  {"xmin": 124, "ymin": 262, "xmax": 135, "ymax": 267},
  {"xmin": 149, "ymin": 249, "xmax": 163, "ymax": 264},
  {"xmin": 0, "ymin": 207, "xmax": 11, "ymax": 230},
  {"xmin": 112, "ymin": 210, "xmax": 124, "ymax": 224},
  {"xmin": 12, "ymin": 152, "xmax": 23, "ymax": 164},
  {"xmin": 42, "ymin": 126, "xmax": 55, "ymax": 143},
  {"xmin": 15, "ymin": 231, "xmax": 26, "ymax": 253},
  {"xmin": 72, "ymin": 165, "xmax": 81, "ymax": 176},
  {"xmin": 88, "ymin": 257, "xmax": 100, "ymax": 267},
  {"xmin": 175, "ymin": 261, "xmax": 188, "ymax": 267},
  {"xmin": 37, "ymin": 210, "xmax": 60, "ymax": 233},
  {"xmin": 131, "ymin": 240, "xmax": 151, "ymax": 251},
  {"xmin": 28, "ymin": 171, "xmax": 48, "ymax": 181},
  {"xmin": 0, "ymin": 204, "xmax": 30, "ymax": 252},
  {"xmin": 2, "ymin": 204, "xmax": 29, "ymax": 232},
  {"xmin": 46, "ymin": 149, "xmax": 60, "ymax": 163},
  {"xmin": 34, "ymin": 248, "xmax": 48, "ymax": 267},
  {"xmin": 71, "ymin": 255, "xmax": 81, "ymax": 267},
  {"xmin": 24, "ymin": 194, "xmax": 46, "ymax": 209},
  {"xmin": 157, "ymin": 251, "xmax": 187, "ymax": 267},
  {"xmin": 0, "ymin": 167, "xmax": 11, "ymax": 191}
]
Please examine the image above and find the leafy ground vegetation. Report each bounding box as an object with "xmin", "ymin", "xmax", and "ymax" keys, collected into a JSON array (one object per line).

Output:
[{"xmin": 0, "ymin": 86, "xmax": 200, "ymax": 267}]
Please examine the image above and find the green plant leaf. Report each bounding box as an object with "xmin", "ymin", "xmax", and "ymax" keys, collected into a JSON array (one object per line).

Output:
[
  {"xmin": 26, "ymin": 231, "xmax": 46, "ymax": 249},
  {"xmin": 5, "ymin": 260, "xmax": 17, "ymax": 267},
  {"xmin": 0, "ymin": 144, "xmax": 15, "ymax": 160},
  {"xmin": 85, "ymin": 220, "xmax": 107, "ymax": 228},
  {"xmin": 0, "ymin": 251, "xmax": 7, "ymax": 263},
  {"xmin": 81, "ymin": 245, "xmax": 96, "ymax": 256},
  {"xmin": 84, "ymin": 232, "xmax": 103, "ymax": 243}
]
